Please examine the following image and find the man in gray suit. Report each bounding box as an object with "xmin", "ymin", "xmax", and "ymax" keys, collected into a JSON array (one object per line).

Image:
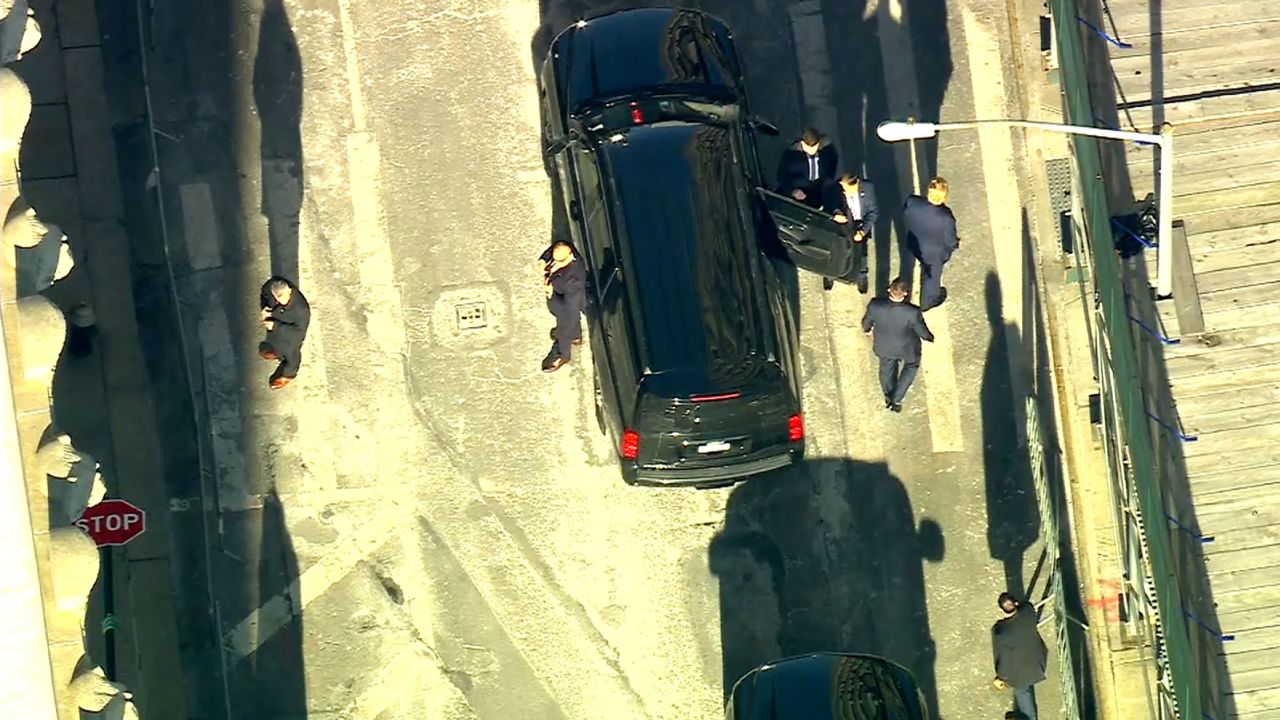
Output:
[{"xmin": 861, "ymin": 277, "xmax": 935, "ymax": 412}]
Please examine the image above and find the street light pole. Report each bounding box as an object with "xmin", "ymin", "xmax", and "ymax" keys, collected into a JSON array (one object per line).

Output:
[{"xmin": 877, "ymin": 119, "xmax": 1176, "ymax": 297}]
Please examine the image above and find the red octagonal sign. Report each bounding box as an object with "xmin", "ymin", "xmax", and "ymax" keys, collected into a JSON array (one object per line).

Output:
[{"xmin": 75, "ymin": 499, "xmax": 147, "ymax": 547}]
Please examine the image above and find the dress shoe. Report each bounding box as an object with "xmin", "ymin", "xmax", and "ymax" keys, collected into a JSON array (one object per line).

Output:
[
  {"xmin": 542, "ymin": 356, "xmax": 569, "ymax": 373},
  {"xmin": 270, "ymin": 375, "xmax": 293, "ymax": 390},
  {"xmin": 857, "ymin": 275, "xmax": 869, "ymax": 295},
  {"xmin": 889, "ymin": 402, "xmax": 903, "ymax": 413},
  {"xmin": 822, "ymin": 277, "xmax": 835, "ymax": 291},
  {"xmin": 259, "ymin": 348, "xmax": 279, "ymax": 361}
]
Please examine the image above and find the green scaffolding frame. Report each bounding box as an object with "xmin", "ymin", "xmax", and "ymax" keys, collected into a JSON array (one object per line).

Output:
[{"xmin": 1046, "ymin": 1, "xmax": 1203, "ymax": 717}]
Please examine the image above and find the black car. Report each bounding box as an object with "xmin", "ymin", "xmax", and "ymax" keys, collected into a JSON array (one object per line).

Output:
[
  {"xmin": 538, "ymin": 8, "xmax": 853, "ymax": 486},
  {"xmin": 727, "ymin": 653, "xmax": 930, "ymax": 720}
]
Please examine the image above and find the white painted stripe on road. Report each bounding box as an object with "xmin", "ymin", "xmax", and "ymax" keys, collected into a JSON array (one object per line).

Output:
[
  {"xmin": 178, "ymin": 183, "xmax": 223, "ymax": 272},
  {"xmin": 224, "ymin": 514, "xmax": 405, "ymax": 660},
  {"xmin": 828, "ymin": 285, "xmax": 885, "ymax": 460},
  {"xmin": 346, "ymin": 133, "xmax": 408, "ymax": 359},
  {"xmin": 878, "ymin": 3, "xmax": 964, "ymax": 452},
  {"xmin": 335, "ymin": 0, "xmax": 369, "ymax": 133},
  {"xmin": 962, "ymin": 8, "xmax": 1029, "ymax": 447},
  {"xmin": 788, "ymin": 0, "xmax": 839, "ymax": 135},
  {"xmin": 179, "ymin": 186, "xmax": 251, "ymax": 510}
]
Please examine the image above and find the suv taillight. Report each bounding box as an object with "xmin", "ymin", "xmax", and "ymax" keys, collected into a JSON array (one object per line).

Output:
[
  {"xmin": 621, "ymin": 428, "xmax": 640, "ymax": 459},
  {"xmin": 788, "ymin": 414, "xmax": 804, "ymax": 442}
]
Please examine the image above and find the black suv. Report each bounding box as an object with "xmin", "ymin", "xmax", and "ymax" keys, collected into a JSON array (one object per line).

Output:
[{"xmin": 539, "ymin": 8, "xmax": 852, "ymax": 485}]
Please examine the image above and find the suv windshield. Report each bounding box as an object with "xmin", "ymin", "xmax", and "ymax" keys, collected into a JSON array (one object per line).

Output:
[{"xmin": 600, "ymin": 121, "xmax": 768, "ymax": 384}]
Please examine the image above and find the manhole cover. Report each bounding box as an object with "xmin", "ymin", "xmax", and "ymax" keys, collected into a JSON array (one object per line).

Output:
[{"xmin": 455, "ymin": 301, "xmax": 488, "ymax": 330}]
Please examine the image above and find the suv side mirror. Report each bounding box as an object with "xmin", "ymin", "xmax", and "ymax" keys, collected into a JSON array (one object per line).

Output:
[{"xmin": 749, "ymin": 118, "xmax": 780, "ymax": 136}]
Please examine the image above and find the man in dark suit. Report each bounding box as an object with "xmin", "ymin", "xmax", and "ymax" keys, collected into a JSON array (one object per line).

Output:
[
  {"xmin": 861, "ymin": 277, "xmax": 934, "ymax": 412},
  {"xmin": 991, "ymin": 592, "xmax": 1048, "ymax": 720},
  {"xmin": 822, "ymin": 173, "xmax": 879, "ymax": 293},
  {"xmin": 540, "ymin": 241, "xmax": 587, "ymax": 373},
  {"xmin": 902, "ymin": 176, "xmax": 960, "ymax": 310},
  {"xmin": 776, "ymin": 127, "xmax": 839, "ymax": 208},
  {"xmin": 258, "ymin": 276, "xmax": 311, "ymax": 389}
]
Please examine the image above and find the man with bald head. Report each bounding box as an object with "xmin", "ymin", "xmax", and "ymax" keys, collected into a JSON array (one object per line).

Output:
[{"xmin": 537, "ymin": 241, "xmax": 586, "ymax": 373}]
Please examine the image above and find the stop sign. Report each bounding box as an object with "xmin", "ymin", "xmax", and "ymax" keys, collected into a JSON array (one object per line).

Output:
[{"xmin": 75, "ymin": 499, "xmax": 146, "ymax": 547}]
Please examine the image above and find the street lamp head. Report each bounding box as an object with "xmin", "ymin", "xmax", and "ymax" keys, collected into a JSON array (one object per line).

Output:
[{"xmin": 876, "ymin": 120, "xmax": 939, "ymax": 142}]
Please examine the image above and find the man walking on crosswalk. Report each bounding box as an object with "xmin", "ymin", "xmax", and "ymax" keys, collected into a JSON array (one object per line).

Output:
[{"xmin": 861, "ymin": 277, "xmax": 935, "ymax": 412}]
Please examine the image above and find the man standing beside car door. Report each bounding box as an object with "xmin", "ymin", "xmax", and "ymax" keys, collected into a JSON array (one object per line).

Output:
[
  {"xmin": 776, "ymin": 127, "xmax": 839, "ymax": 208},
  {"xmin": 539, "ymin": 241, "xmax": 586, "ymax": 373},
  {"xmin": 823, "ymin": 173, "xmax": 878, "ymax": 293}
]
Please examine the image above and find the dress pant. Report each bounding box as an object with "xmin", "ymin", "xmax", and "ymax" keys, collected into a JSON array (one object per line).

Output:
[
  {"xmin": 878, "ymin": 355, "xmax": 920, "ymax": 404},
  {"xmin": 259, "ymin": 337, "xmax": 302, "ymax": 380},
  {"xmin": 549, "ymin": 297, "xmax": 582, "ymax": 359},
  {"xmin": 920, "ymin": 257, "xmax": 946, "ymax": 309},
  {"xmin": 1013, "ymin": 684, "xmax": 1037, "ymax": 720}
]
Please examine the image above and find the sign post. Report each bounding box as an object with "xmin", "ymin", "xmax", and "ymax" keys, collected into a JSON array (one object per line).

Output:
[{"xmin": 75, "ymin": 499, "xmax": 146, "ymax": 679}]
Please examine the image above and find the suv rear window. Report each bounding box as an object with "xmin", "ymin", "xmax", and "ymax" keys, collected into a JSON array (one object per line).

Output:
[{"xmin": 602, "ymin": 122, "xmax": 768, "ymax": 376}]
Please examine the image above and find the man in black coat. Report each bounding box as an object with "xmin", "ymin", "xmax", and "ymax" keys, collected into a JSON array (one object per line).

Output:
[
  {"xmin": 776, "ymin": 127, "xmax": 839, "ymax": 208},
  {"xmin": 822, "ymin": 173, "xmax": 879, "ymax": 293},
  {"xmin": 540, "ymin": 241, "xmax": 587, "ymax": 373},
  {"xmin": 258, "ymin": 276, "xmax": 311, "ymax": 389},
  {"xmin": 860, "ymin": 277, "xmax": 934, "ymax": 412},
  {"xmin": 991, "ymin": 592, "xmax": 1048, "ymax": 720},
  {"xmin": 902, "ymin": 176, "xmax": 960, "ymax": 310}
]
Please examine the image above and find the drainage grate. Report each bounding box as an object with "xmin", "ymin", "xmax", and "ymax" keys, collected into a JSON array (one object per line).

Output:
[
  {"xmin": 454, "ymin": 301, "xmax": 488, "ymax": 330},
  {"xmin": 1045, "ymin": 157, "xmax": 1074, "ymax": 214}
]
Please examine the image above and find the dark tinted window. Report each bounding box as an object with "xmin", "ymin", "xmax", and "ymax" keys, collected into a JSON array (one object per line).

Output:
[{"xmin": 602, "ymin": 122, "xmax": 768, "ymax": 389}]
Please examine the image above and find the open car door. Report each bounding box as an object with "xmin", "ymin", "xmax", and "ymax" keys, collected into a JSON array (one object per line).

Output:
[{"xmin": 757, "ymin": 188, "xmax": 854, "ymax": 279}]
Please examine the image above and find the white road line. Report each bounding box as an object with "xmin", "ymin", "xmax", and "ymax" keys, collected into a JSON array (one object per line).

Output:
[
  {"xmin": 788, "ymin": 0, "xmax": 839, "ymax": 134},
  {"xmin": 179, "ymin": 184, "xmax": 254, "ymax": 510},
  {"xmin": 223, "ymin": 514, "xmax": 405, "ymax": 660},
  {"xmin": 178, "ymin": 183, "xmax": 223, "ymax": 272},
  {"xmin": 828, "ymin": 285, "xmax": 885, "ymax": 460},
  {"xmin": 877, "ymin": 2, "xmax": 964, "ymax": 452},
  {"xmin": 962, "ymin": 7, "xmax": 1029, "ymax": 445}
]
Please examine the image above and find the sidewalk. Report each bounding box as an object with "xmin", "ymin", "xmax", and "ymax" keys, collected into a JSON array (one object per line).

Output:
[{"xmin": 14, "ymin": 0, "xmax": 190, "ymax": 715}]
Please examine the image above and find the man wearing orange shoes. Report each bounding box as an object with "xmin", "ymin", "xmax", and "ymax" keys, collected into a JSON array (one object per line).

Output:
[{"xmin": 258, "ymin": 276, "xmax": 311, "ymax": 389}]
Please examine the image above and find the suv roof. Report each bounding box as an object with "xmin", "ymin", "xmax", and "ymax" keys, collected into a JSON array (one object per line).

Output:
[
  {"xmin": 599, "ymin": 121, "xmax": 772, "ymax": 390},
  {"xmin": 550, "ymin": 8, "xmax": 742, "ymax": 116}
]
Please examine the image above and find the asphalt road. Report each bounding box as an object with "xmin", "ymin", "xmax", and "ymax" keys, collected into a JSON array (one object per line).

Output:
[{"xmin": 135, "ymin": 0, "xmax": 1057, "ymax": 717}]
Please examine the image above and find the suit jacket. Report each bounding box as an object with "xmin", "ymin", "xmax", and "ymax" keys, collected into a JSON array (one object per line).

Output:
[
  {"xmin": 260, "ymin": 277, "xmax": 311, "ymax": 351},
  {"xmin": 547, "ymin": 259, "xmax": 587, "ymax": 316},
  {"xmin": 821, "ymin": 179, "xmax": 879, "ymax": 237},
  {"xmin": 992, "ymin": 605, "xmax": 1048, "ymax": 688},
  {"xmin": 776, "ymin": 140, "xmax": 839, "ymax": 197},
  {"xmin": 861, "ymin": 297, "xmax": 933, "ymax": 361},
  {"xmin": 902, "ymin": 195, "xmax": 958, "ymax": 264}
]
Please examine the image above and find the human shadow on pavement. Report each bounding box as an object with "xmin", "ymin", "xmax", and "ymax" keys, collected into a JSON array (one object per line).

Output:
[
  {"xmin": 218, "ymin": 487, "xmax": 307, "ymax": 718},
  {"xmin": 710, "ymin": 458, "xmax": 945, "ymax": 718},
  {"xmin": 822, "ymin": 0, "xmax": 952, "ymax": 298},
  {"xmin": 980, "ymin": 272, "xmax": 1040, "ymax": 598},
  {"xmin": 253, "ymin": 0, "xmax": 304, "ymax": 285}
]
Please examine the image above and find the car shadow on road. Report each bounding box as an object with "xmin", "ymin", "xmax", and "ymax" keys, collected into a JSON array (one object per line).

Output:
[{"xmin": 709, "ymin": 458, "xmax": 944, "ymax": 718}]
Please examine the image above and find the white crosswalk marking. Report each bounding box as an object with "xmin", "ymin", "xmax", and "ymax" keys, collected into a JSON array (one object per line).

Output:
[
  {"xmin": 877, "ymin": 2, "xmax": 965, "ymax": 452},
  {"xmin": 962, "ymin": 7, "xmax": 1030, "ymax": 445}
]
